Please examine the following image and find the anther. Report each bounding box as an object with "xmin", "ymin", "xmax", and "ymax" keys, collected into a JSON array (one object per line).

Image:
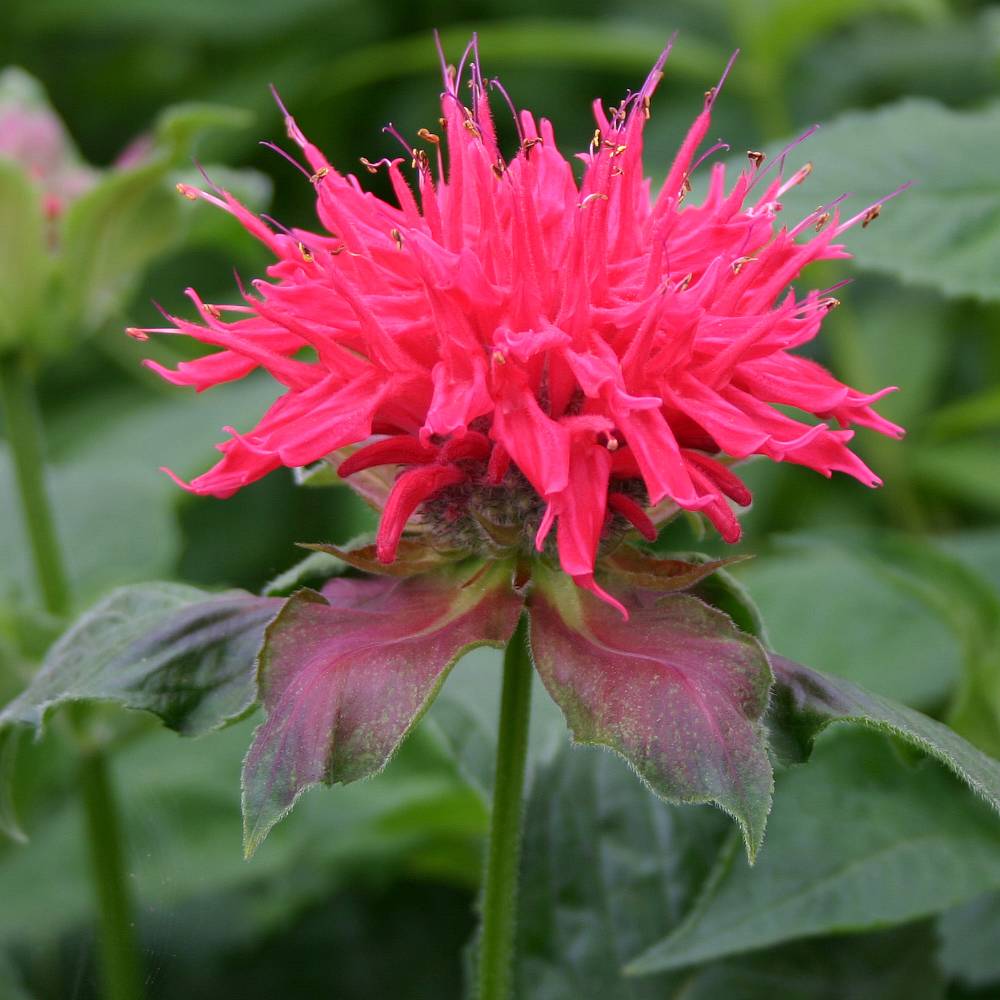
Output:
[
  {"xmin": 390, "ymin": 228, "xmax": 404, "ymax": 249},
  {"xmin": 676, "ymin": 273, "xmax": 693, "ymax": 292},
  {"xmin": 359, "ymin": 157, "xmax": 379, "ymax": 174},
  {"xmin": 417, "ymin": 128, "xmax": 440, "ymax": 144},
  {"xmin": 820, "ymin": 296, "xmax": 841, "ymax": 311},
  {"xmin": 492, "ymin": 350, "xmax": 506, "ymax": 365},
  {"xmin": 205, "ymin": 304, "xmax": 222, "ymax": 320},
  {"xmin": 747, "ymin": 150, "xmax": 765, "ymax": 168},
  {"xmin": 731, "ymin": 256, "xmax": 757, "ymax": 274},
  {"xmin": 521, "ymin": 137, "xmax": 543, "ymax": 156},
  {"xmin": 862, "ymin": 204, "xmax": 881, "ymax": 228},
  {"xmin": 579, "ymin": 193, "xmax": 609, "ymax": 207},
  {"xmin": 176, "ymin": 183, "xmax": 198, "ymax": 200},
  {"xmin": 125, "ymin": 327, "xmax": 150, "ymax": 341},
  {"xmin": 611, "ymin": 166, "xmax": 624, "ymax": 177},
  {"xmin": 309, "ymin": 167, "xmax": 329, "ymax": 183},
  {"xmin": 813, "ymin": 211, "xmax": 831, "ymax": 232},
  {"xmin": 297, "ymin": 241, "xmax": 314, "ymax": 263},
  {"xmin": 492, "ymin": 159, "xmax": 505, "ymax": 179},
  {"xmin": 463, "ymin": 119, "xmax": 481, "ymax": 138}
]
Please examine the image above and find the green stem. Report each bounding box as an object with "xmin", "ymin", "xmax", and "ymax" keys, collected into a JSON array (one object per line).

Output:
[
  {"xmin": 0, "ymin": 349, "xmax": 142, "ymax": 999},
  {"xmin": 79, "ymin": 746, "xmax": 143, "ymax": 1000},
  {"xmin": 478, "ymin": 614, "xmax": 533, "ymax": 1000},
  {"xmin": 0, "ymin": 351, "xmax": 70, "ymax": 617}
]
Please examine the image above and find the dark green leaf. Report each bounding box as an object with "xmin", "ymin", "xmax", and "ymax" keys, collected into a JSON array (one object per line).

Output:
[
  {"xmin": 733, "ymin": 538, "xmax": 960, "ymax": 706},
  {"xmin": 776, "ymin": 100, "xmax": 1000, "ymax": 302},
  {"xmin": 938, "ymin": 891, "xmax": 1000, "ymax": 990},
  {"xmin": 676, "ymin": 922, "xmax": 946, "ymax": 1000},
  {"xmin": 628, "ymin": 729, "xmax": 1000, "ymax": 974},
  {"xmin": 0, "ymin": 582, "xmax": 278, "ymax": 739},
  {"xmin": 513, "ymin": 743, "xmax": 730, "ymax": 999},
  {"xmin": 766, "ymin": 656, "xmax": 1000, "ymax": 813}
]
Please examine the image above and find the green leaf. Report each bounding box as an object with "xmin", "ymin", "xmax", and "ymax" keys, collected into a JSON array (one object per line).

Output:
[
  {"xmin": 0, "ymin": 582, "xmax": 278, "ymax": 740},
  {"xmin": 241, "ymin": 563, "xmax": 523, "ymax": 856},
  {"xmin": 937, "ymin": 891, "xmax": 1000, "ymax": 990},
  {"xmin": 733, "ymin": 538, "xmax": 960, "ymax": 707},
  {"xmin": 0, "ymin": 160, "xmax": 48, "ymax": 350},
  {"xmin": 847, "ymin": 534, "xmax": 1000, "ymax": 755},
  {"xmin": 628, "ymin": 728, "xmax": 1000, "ymax": 975},
  {"xmin": 775, "ymin": 99, "xmax": 1000, "ymax": 302},
  {"xmin": 529, "ymin": 565, "xmax": 774, "ymax": 860},
  {"xmin": 676, "ymin": 922, "xmax": 946, "ymax": 1000},
  {"xmin": 513, "ymin": 743, "xmax": 730, "ymax": 999},
  {"xmin": 766, "ymin": 656, "xmax": 1000, "ymax": 813}
]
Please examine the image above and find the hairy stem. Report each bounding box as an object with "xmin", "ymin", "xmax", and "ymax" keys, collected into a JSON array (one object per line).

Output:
[
  {"xmin": 477, "ymin": 614, "xmax": 533, "ymax": 1000},
  {"xmin": 79, "ymin": 745, "xmax": 144, "ymax": 1000}
]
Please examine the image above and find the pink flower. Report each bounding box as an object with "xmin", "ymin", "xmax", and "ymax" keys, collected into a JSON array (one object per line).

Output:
[{"xmin": 137, "ymin": 40, "xmax": 903, "ymax": 609}]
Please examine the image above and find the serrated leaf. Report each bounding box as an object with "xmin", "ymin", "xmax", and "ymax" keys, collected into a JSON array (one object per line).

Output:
[
  {"xmin": 775, "ymin": 99, "xmax": 1000, "ymax": 301},
  {"xmin": 241, "ymin": 563, "xmax": 522, "ymax": 856},
  {"xmin": 0, "ymin": 582, "xmax": 279, "ymax": 741},
  {"xmin": 628, "ymin": 728, "xmax": 1000, "ymax": 975},
  {"xmin": 765, "ymin": 655, "xmax": 1000, "ymax": 815},
  {"xmin": 528, "ymin": 565, "xmax": 774, "ymax": 860}
]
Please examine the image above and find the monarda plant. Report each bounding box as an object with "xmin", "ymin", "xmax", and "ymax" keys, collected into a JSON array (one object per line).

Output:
[{"xmin": 3, "ymin": 36, "xmax": 999, "ymax": 1000}]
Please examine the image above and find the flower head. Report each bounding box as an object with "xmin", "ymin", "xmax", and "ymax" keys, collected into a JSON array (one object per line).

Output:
[{"xmin": 138, "ymin": 40, "xmax": 903, "ymax": 609}]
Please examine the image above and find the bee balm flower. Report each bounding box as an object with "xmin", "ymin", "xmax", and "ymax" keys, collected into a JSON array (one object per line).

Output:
[{"xmin": 138, "ymin": 41, "xmax": 902, "ymax": 608}]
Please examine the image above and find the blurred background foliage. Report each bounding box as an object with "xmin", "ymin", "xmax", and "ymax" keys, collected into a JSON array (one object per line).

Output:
[{"xmin": 1, "ymin": 0, "xmax": 999, "ymax": 997}]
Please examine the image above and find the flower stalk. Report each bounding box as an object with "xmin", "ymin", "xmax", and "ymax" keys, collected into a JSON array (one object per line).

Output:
[
  {"xmin": 0, "ymin": 349, "xmax": 142, "ymax": 1000},
  {"xmin": 0, "ymin": 351, "xmax": 69, "ymax": 617},
  {"xmin": 478, "ymin": 613, "xmax": 533, "ymax": 1000}
]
